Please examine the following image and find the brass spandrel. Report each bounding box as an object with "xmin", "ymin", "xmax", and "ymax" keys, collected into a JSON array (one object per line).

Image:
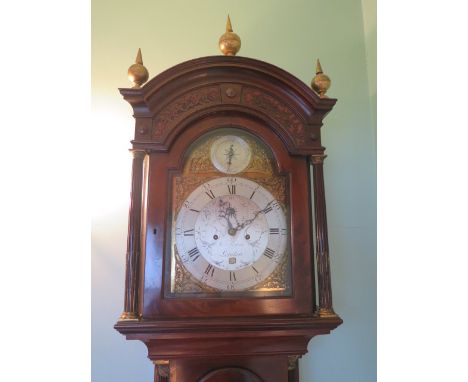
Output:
[
  {"xmin": 173, "ymin": 175, "xmax": 217, "ymax": 217},
  {"xmin": 185, "ymin": 135, "xmax": 217, "ymax": 174},
  {"xmin": 251, "ymin": 176, "xmax": 287, "ymax": 209},
  {"xmin": 248, "ymin": 251, "xmax": 290, "ymax": 292},
  {"xmin": 172, "ymin": 248, "xmax": 290, "ymax": 294},
  {"xmin": 182, "ymin": 134, "xmax": 274, "ymax": 176},
  {"xmin": 172, "ymin": 246, "xmax": 219, "ymax": 293}
]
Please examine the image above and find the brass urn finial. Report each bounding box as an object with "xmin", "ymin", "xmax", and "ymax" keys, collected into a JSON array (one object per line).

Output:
[
  {"xmin": 219, "ymin": 15, "xmax": 241, "ymax": 56},
  {"xmin": 127, "ymin": 48, "xmax": 149, "ymax": 88},
  {"xmin": 311, "ymin": 59, "xmax": 331, "ymax": 98}
]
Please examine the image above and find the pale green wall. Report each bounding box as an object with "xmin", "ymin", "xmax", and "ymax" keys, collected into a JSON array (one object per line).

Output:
[
  {"xmin": 92, "ymin": 1, "xmax": 376, "ymax": 381},
  {"xmin": 361, "ymin": 0, "xmax": 376, "ymax": 129}
]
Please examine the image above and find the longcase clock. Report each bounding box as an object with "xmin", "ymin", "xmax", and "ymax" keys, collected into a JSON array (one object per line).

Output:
[{"xmin": 115, "ymin": 18, "xmax": 342, "ymax": 382}]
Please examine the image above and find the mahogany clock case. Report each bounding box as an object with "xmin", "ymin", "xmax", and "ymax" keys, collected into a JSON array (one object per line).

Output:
[{"xmin": 116, "ymin": 55, "xmax": 342, "ymax": 381}]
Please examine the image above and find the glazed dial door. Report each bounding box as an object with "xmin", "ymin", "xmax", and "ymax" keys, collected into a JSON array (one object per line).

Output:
[{"xmin": 175, "ymin": 177, "xmax": 288, "ymax": 291}]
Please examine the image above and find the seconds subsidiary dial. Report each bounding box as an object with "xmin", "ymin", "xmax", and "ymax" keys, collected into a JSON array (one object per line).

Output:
[
  {"xmin": 210, "ymin": 135, "xmax": 252, "ymax": 174},
  {"xmin": 174, "ymin": 177, "xmax": 288, "ymax": 291}
]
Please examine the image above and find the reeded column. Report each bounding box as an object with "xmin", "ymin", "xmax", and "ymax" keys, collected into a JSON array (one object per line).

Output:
[
  {"xmin": 120, "ymin": 149, "xmax": 146, "ymax": 320},
  {"xmin": 310, "ymin": 153, "xmax": 336, "ymax": 317}
]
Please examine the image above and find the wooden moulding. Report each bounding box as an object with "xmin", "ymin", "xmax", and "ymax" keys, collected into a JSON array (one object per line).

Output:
[{"xmin": 119, "ymin": 55, "xmax": 336, "ymax": 156}]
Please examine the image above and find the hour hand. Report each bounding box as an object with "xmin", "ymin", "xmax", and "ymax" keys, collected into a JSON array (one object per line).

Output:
[{"xmin": 217, "ymin": 200, "xmax": 238, "ymax": 236}]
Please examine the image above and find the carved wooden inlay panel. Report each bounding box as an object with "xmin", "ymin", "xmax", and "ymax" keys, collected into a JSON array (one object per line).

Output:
[
  {"xmin": 242, "ymin": 87, "xmax": 306, "ymax": 145},
  {"xmin": 153, "ymin": 86, "xmax": 222, "ymax": 139}
]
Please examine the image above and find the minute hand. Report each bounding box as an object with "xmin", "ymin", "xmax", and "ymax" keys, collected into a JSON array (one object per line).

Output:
[{"xmin": 235, "ymin": 200, "xmax": 275, "ymax": 231}]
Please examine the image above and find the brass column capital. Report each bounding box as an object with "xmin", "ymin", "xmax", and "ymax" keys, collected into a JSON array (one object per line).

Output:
[
  {"xmin": 154, "ymin": 360, "xmax": 170, "ymax": 378},
  {"xmin": 310, "ymin": 153, "xmax": 327, "ymax": 165},
  {"xmin": 288, "ymin": 355, "xmax": 301, "ymax": 371},
  {"xmin": 129, "ymin": 148, "xmax": 147, "ymax": 159}
]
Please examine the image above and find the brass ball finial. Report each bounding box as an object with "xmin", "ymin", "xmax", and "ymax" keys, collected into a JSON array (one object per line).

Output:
[
  {"xmin": 311, "ymin": 59, "xmax": 331, "ymax": 98},
  {"xmin": 128, "ymin": 48, "xmax": 149, "ymax": 88},
  {"xmin": 219, "ymin": 15, "xmax": 241, "ymax": 56}
]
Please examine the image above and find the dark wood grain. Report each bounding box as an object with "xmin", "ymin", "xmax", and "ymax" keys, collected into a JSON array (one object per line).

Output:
[{"xmin": 116, "ymin": 55, "xmax": 341, "ymax": 381}]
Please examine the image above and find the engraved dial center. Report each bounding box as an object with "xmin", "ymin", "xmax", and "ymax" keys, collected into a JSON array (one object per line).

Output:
[{"xmin": 194, "ymin": 195, "xmax": 269, "ymax": 271}]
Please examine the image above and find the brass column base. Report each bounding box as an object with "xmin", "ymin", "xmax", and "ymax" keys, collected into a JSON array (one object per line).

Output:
[
  {"xmin": 119, "ymin": 311, "xmax": 139, "ymax": 321},
  {"xmin": 315, "ymin": 307, "xmax": 338, "ymax": 318}
]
